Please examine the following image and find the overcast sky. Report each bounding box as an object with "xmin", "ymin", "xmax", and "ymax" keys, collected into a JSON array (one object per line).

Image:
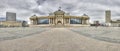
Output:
[{"xmin": 0, "ymin": 0, "xmax": 120, "ymax": 23}]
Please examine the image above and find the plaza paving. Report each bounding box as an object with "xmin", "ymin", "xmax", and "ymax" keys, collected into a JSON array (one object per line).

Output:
[
  {"xmin": 69, "ymin": 27, "xmax": 120, "ymax": 43},
  {"xmin": 0, "ymin": 27, "xmax": 51, "ymax": 41},
  {"xmin": 0, "ymin": 27, "xmax": 120, "ymax": 51}
]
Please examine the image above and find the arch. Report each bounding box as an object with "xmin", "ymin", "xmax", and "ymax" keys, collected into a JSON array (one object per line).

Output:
[{"xmin": 57, "ymin": 21, "xmax": 62, "ymax": 24}]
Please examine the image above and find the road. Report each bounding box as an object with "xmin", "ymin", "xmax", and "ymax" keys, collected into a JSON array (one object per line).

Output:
[{"xmin": 0, "ymin": 28, "xmax": 120, "ymax": 51}]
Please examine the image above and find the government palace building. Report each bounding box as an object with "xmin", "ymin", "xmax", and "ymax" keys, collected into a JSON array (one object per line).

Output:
[{"xmin": 30, "ymin": 7, "xmax": 90, "ymax": 27}]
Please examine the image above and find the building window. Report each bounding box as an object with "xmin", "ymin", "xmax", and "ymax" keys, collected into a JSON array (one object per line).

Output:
[
  {"xmin": 38, "ymin": 19, "xmax": 49, "ymax": 24},
  {"xmin": 70, "ymin": 18, "xmax": 81, "ymax": 24}
]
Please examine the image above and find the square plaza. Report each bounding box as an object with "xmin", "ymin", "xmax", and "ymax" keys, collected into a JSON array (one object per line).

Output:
[{"xmin": 0, "ymin": 27, "xmax": 120, "ymax": 51}]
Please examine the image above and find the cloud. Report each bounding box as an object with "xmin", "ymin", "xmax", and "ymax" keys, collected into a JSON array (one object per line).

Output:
[
  {"xmin": 0, "ymin": 0, "xmax": 120, "ymax": 23},
  {"xmin": 36, "ymin": 0, "xmax": 46, "ymax": 5}
]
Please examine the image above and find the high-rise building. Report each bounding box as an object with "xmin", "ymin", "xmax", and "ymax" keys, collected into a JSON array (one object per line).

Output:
[
  {"xmin": 105, "ymin": 10, "xmax": 120, "ymax": 27},
  {"xmin": 0, "ymin": 12, "xmax": 28, "ymax": 27},
  {"xmin": 6, "ymin": 12, "xmax": 16, "ymax": 21},
  {"xmin": 105, "ymin": 10, "xmax": 111, "ymax": 23}
]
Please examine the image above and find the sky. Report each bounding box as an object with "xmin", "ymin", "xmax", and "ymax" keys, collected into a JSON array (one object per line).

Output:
[{"xmin": 0, "ymin": 0, "xmax": 120, "ymax": 24}]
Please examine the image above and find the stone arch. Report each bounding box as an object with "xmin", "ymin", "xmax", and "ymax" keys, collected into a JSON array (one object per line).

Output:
[{"xmin": 57, "ymin": 21, "xmax": 62, "ymax": 24}]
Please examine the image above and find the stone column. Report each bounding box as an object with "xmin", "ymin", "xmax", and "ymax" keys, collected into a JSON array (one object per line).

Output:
[
  {"xmin": 36, "ymin": 19, "xmax": 38, "ymax": 25},
  {"xmin": 64, "ymin": 18, "xmax": 66, "ymax": 24},
  {"xmin": 52, "ymin": 18, "xmax": 53, "ymax": 24},
  {"xmin": 62, "ymin": 18, "xmax": 64, "ymax": 24},
  {"xmin": 50, "ymin": 18, "xmax": 53, "ymax": 24},
  {"xmin": 64, "ymin": 18, "xmax": 65, "ymax": 24},
  {"xmin": 69, "ymin": 18, "xmax": 70, "ymax": 24},
  {"xmin": 84, "ymin": 20, "xmax": 87, "ymax": 24},
  {"xmin": 53, "ymin": 18, "xmax": 54, "ymax": 25},
  {"xmin": 82, "ymin": 19, "xmax": 84, "ymax": 24},
  {"xmin": 86, "ymin": 20, "xmax": 89, "ymax": 24},
  {"xmin": 84, "ymin": 20, "xmax": 86, "ymax": 24},
  {"xmin": 51, "ymin": 18, "xmax": 52, "ymax": 24},
  {"xmin": 66, "ymin": 18, "xmax": 68, "ymax": 24},
  {"xmin": 55, "ymin": 19, "xmax": 57, "ymax": 25},
  {"xmin": 54, "ymin": 18, "xmax": 55, "ymax": 25},
  {"xmin": 52, "ymin": 18, "xmax": 54, "ymax": 24},
  {"xmin": 33, "ymin": 20, "xmax": 36, "ymax": 25},
  {"xmin": 49, "ymin": 18, "xmax": 51, "ymax": 24},
  {"xmin": 30, "ymin": 20, "xmax": 33, "ymax": 25}
]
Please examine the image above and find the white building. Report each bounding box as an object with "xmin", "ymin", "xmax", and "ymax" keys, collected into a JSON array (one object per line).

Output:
[{"xmin": 105, "ymin": 10, "xmax": 120, "ymax": 27}]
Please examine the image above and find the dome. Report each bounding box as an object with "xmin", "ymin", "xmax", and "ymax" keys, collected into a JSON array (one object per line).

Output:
[
  {"xmin": 82, "ymin": 14, "xmax": 89, "ymax": 19},
  {"xmin": 54, "ymin": 10, "xmax": 65, "ymax": 15},
  {"xmin": 54, "ymin": 7, "xmax": 65, "ymax": 15},
  {"xmin": 30, "ymin": 14, "xmax": 37, "ymax": 20},
  {"xmin": 82, "ymin": 14, "xmax": 88, "ymax": 16},
  {"xmin": 31, "ymin": 14, "xmax": 37, "ymax": 17}
]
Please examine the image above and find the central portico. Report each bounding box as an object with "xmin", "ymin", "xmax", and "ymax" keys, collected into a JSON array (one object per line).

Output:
[
  {"xmin": 54, "ymin": 8, "xmax": 65, "ymax": 25},
  {"xmin": 30, "ymin": 7, "xmax": 90, "ymax": 27}
]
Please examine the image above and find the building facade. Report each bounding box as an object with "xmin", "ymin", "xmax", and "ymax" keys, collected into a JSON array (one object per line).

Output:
[
  {"xmin": 30, "ymin": 8, "xmax": 90, "ymax": 27},
  {"xmin": 105, "ymin": 10, "xmax": 120, "ymax": 27},
  {"xmin": 6, "ymin": 12, "xmax": 16, "ymax": 21},
  {"xmin": 0, "ymin": 12, "xmax": 28, "ymax": 27}
]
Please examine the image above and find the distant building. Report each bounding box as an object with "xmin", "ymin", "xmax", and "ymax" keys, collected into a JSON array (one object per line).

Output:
[
  {"xmin": 90, "ymin": 21, "xmax": 100, "ymax": 26},
  {"xmin": 94, "ymin": 21, "xmax": 99, "ymax": 24},
  {"xmin": 0, "ymin": 17, "xmax": 6, "ymax": 21},
  {"xmin": 0, "ymin": 12, "xmax": 28, "ymax": 27},
  {"xmin": 30, "ymin": 7, "xmax": 90, "ymax": 27},
  {"xmin": 105, "ymin": 10, "xmax": 111, "ymax": 23},
  {"xmin": 0, "ymin": 21, "xmax": 24, "ymax": 27},
  {"xmin": 105, "ymin": 10, "xmax": 120, "ymax": 27},
  {"xmin": 111, "ymin": 20, "xmax": 120, "ymax": 27},
  {"xmin": 6, "ymin": 12, "xmax": 16, "ymax": 21}
]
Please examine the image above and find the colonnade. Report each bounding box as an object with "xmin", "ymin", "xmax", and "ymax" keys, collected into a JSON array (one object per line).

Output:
[{"xmin": 31, "ymin": 18, "xmax": 89, "ymax": 25}]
